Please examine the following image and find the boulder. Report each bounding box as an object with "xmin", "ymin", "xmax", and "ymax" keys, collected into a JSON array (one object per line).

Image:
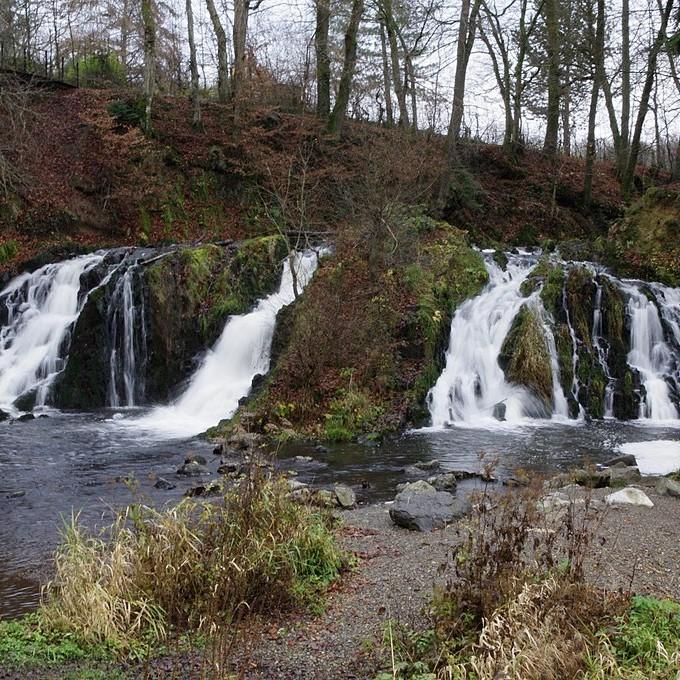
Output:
[
  {"xmin": 603, "ymin": 454, "xmax": 637, "ymax": 467},
  {"xmin": 16, "ymin": 413, "xmax": 35, "ymax": 422},
  {"xmin": 154, "ymin": 477, "xmax": 176, "ymax": 491},
  {"xmin": 287, "ymin": 479, "xmax": 308, "ymax": 492},
  {"xmin": 389, "ymin": 481, "xmax": 466, "ymax": 532},
  {"xmin": 334, "ymin": 484, "xmax": 356, "ymax": 509},
  {"xmin": 310, "ymin": 489, "xmax": 337, "ymax": 508},
  {"xmin": 414, "ymin": 459, "xmax": 440, "ymax": 472},
  {"xmin": 605, "ymin": 487, "xmax": 654, "ymax": 508},
  {"xmin": 656, "ymin": 477, "xmax": 680, "ymax": 498},
  {"xmin": 609, "ymin": 465, "xmax": 641, "ymax": 486},
  {"xmin": 572, "ymin": 468, "xmax": 610, "ymax": 488},
  {"xmin": 177, "ymin": 461, "xmax": 210, "ymax": 477},
  {"xmin": 492, "ymin": 401, "xmax": 507, "ymax": 421},
  {"xmin": 185, "ymin": 454, "xmax": 208, "ymax": 466},
  {"xmin": 6, "ymin": 490, "xmax": 25, "ymax": 499},
  {"xmin": 0, "ymin": 409, "xmax": 9, "ymax": 422},
  {"xmin": 427, "ymin": 472, "xmax": 458, "ymax": 492}
]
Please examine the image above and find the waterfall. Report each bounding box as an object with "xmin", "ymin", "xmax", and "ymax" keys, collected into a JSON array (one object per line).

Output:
[
  {"xmin": 107, "ymin": 264, "xmax": 147, "ymax": 407},
  {"xmin": 428, "ymin": 253, "xmax": 547, "ymax": 427},
  {"xmin": 561, "ymin": 282, "xmax": 585, "ymax": 418},
  {"xmin": 619, "ymin": 281, "xmax": 678, "ymax": 421},
  {"xmin": 0, "ymin": 253, "xmax": 104, "ymax": 411},
  {"xmin": 535, "ymin": 298, "xmax": 570, "ymax": 419},
  {"xmin": 127, "ymin": 250, "xmax": 321, "ymax": 438},
  {"xmin": 592, "ymin": 278, "xmax": 615, "ymax": 418}
]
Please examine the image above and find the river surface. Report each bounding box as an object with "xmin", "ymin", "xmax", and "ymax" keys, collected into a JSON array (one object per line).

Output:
[{"xmin": 2, "ymin": 410, "xmax": 679, "ymax": 619}]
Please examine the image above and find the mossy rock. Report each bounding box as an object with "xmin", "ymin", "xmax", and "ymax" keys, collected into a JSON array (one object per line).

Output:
[
  {"xmin": 499, "ymin": 304, "xmax": 553, "ymax": 408},
  {"xmin": 607, "ymin": 187, "xmax": 680, "ymax": 286}
]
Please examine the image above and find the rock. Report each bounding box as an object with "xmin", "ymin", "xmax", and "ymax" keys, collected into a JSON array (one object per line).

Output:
[
  {"xmin": 315, "ymin": 445, "xmax": 330, "ymax": 454},
  {"xmin": 334, "ymin": 484, "xmax": 356, "ymax": 509},
  {"xmin": 185, "ymin": 480, "xmax": 223, "ymax": 498},
  {"xmin": 287, "ymin": 479, "xmax": 308, "ymax": 492},
  {"xmin": 389, "ymin": 481, "xmax": 467, "ymax": 532},
  {"xmin": 492, "ymin": 401, "xmax": 507, "ymax": 421},
  {"xmin": 0, "ymin": 409, "xmax": 10, "ymax": 422},
  {"xmin": 177, "ymin": 461, "xmax": 210, "ymax": 476},
  {"xmin": 609, "ymin": 466, "xmax": 641, "ymax": 486},
  {"xmin": 310, "ymin": 489, "xmax": 337, "ymax": 508},
  {"xmin": 427, "ymin": 472, "xmax": 458, "ymax": 492},
  {"xmin": 154, "ymin": 477, "xmax": 176, "ymax": 491},
  {"xmin": 293, "ymin": 455, "xmax": 313, "ymax": 463},
  {"xmin": 356, "ymin": 434, "xmax": 380, "ymax": 447},
  {"xmin": 217, "ymin": 461, "xmax": 241, "ymax": 475},
  {"xmin": 572, "ymin": 468, "xmax": 610, "ymax": 488},
  {"xmin": 414, "ymin": 459, "xmax": 440, "ymax": 472},
  {"xmin": 16, "ymin": 413, "xmax": 35, "ymax": 422},
  {"xmin": 185, "ymin": 454, "xmax": 207, "ymax": 466},
  {"xmin": 656, "ymin": 477, "xmax": 680, "ymax": 498},
  {"xmin": 605, "ymin": 487, "xmax": 654, "ymax": 508},
  {"xmin": 6, "ymin": 490, "xmax": 25, "ymax": 499},
  {"xmin": 603, "ymin": 454, "xmax": 637, "ymax": 467},
  {"xmin": 228, "ymin": 431, "xmax": 262, "ymax": 450}
]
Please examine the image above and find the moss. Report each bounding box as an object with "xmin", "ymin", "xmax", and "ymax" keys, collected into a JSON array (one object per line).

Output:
[
  {"xmin": 499, "ymin": 304, "xmax": 553, "ymax": 407},
  {"xmin": 322, "ymin": 381, "xmax": 384, "ymax": 442},
  {"xmin": 520, "ymin": 257, "xmax": 564, "ymax": 316},
  {"xmin": 0, "ymin": 239, "xmax": 19, "ymax": 263},
  {"xmin": 565, "ymin": 267, "xmax": 595, "ymax": 348},
  {"xmin": 608, "ymin": 188, "xmax": 680, "ymax": 286}
]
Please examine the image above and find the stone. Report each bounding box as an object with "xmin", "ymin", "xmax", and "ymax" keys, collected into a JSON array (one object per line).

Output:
[
  {"xmin": 185, "ymin": 454, "xmax": 207, "ymax": 466},
  {"xmin": 427, "ymin": 472, "xmax": 458, "ymax": 492},
  {"xmin": 413, "ymin": 459, "xmax": 440, "ymax": 472},
  {"xmin": 656, "ymin": 477, "xmax": 680, "ymax": 498},
  {"xmin": 605, "ymin": 487, "xmax": 654, "ymax": 508},
  {"xmin": 154, "ymin": 477, "xmax": 176, "ymax": 490},
  {"xmin": 177, "ymin": 461, "xmax": 210, "ymax": 477},
  {"xmin": 6, "ymin": 490, "xmax": 25, "ymax": 499},
  {"xmin": 357, "ymin": 434, "xmax": 380, "ymax": 447},
  {"xmin": 334, "ymin": 484, "xmax": 356, "ymax": 509},
  {"xmin": 310, "ymin": 489, "xmax": 337, "ymax": 508},
  {"xmin": 228, "ymin": 431, "xmax": 261, "ymax": 450},
  {"xmin": 572, "ymin": 468, "xmax": 610, "ymax": 488},
  {"xmin": 293, "ymin": 456, "xmax": 313, "ymax": 463},
  {"xmin": 492, "ymin": 401, "xmax": 507, "ymax": 421},
  {"xmin": 603, "ymin": 454, "xmax": 637, "ymax": 467},
  {"xmin": 0, "ymin": 409, "xmax": 10, "ymax": 421},
  {"xmin": 389, "ymin": 481, "xmax": 467, "ymax": 532},
  {"xmin": 185, "ymin": 481, "xmax": 223, "ymax": 498},
  {"xmin": 609, "ymin": 466, "xmax": 641, "ymax": 486},
  {"xmin": 315, "ymin": 445, "xmax": 330, "ymax": 454},
  {"xmin": 217, "ymin": 461, "xmax": 241, "ymax": 475},
  {"xmin": 287, "ymin": 479, "xmax": 308, "ymax": 492},
  {"xmin": 16, "ymin": 413, "xmax": 35, "ymax": 422}
]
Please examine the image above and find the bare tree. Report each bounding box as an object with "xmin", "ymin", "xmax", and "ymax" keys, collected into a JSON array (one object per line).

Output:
[
  {"xmin": 141, "ymin": 0, "xmax": 156, "ymax": 135},
  {"xmin": 205, "ymin": 0, "xmax": 230, "ymax": 102},
  {"xmin": 186, "ymin": 0, "xmax": 201, "ymax": 127},
  {"xmin": 315, "ymin": 0, "xmax": 331, "ymax": 118}
]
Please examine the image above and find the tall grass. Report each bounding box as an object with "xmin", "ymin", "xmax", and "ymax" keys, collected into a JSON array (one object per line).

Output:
[{"xmin": 39, "ymin": 471, "xmax": 344, "ymax": 654}]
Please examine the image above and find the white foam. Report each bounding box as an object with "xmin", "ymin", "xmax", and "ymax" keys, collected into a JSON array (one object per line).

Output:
[{"xmin": 618, "ymin": 440, "xmax": 680, "ymax": 475}]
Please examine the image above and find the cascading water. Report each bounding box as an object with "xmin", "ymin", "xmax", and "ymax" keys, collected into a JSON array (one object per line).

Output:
[
  {"xmin": 107, "ymin": 264, "xmax": 147, "ymax": 407},
  {"xmin": 561, "ymin": 283, "xmax": 585, "ymax": 417},
  {"xmin": 535, "ymin": 298, "xmax": 570, "ymax": 419},
  {"xmin": 428, "ymin": 253, "xmax": 551, "ymax": 427},
  {"xmin": 0, "ymin": 253, "xmax": 105, "ymax": 411},
  {"xmin": 592, "ymin": 278, "xmax": 615, "ymax": 418},
  {"xmin": 127, "ymin": 250, "xmax": 322, "ymax": 438}
]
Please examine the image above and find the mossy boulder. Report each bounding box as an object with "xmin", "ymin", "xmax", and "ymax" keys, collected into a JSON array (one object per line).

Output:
[
  {"xmin": 608, "ymin": 187, "xmax": 680, "ymax": 286},
  {"xmin": 499, "ymin": 304, "xmax": 553, "ymax": 409}
]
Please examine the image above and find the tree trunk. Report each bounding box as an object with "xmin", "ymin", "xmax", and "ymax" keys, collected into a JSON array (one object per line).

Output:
[
  {"xmin": 621, "ymin": 0, "xmax": 630, "ymax": 148},
  {"xmin": 583, "ymin": 80, "xmax": 598, "ymax": 205},
  {"xmin": 315, "ymin": 0, "xmax": 331, "ymax": 118},
  {"xmin": 379, "ymin": 20, "xmax": 394, "ymax": 126},
  {"xmin": 206, "ymin": 0, "xmax": 230, "ymax": 102},
  {"xmin": 232, "ymin": 0, "xmax": 249, "ymax": 110},
  {"xmin": 543, "ymin": 0, "xmax": 560, "ymax": 154},
  {"xmin": 622, "ymin": 0, "xmax": 675, "ymax": 198},
  {"xmin": 327, "ymin": 0, "xmax": 364, "ymax": 135},
  {"xmin": 382, "ymin": 0, "xmax": 408, "ymax": 126},
  {"xmin": 141, "ymin": 0, "xmax": 156, "ymax": 136},
  {"xmin": 186, "ymin": 0, "xmax": 201, "ymax": 127}
]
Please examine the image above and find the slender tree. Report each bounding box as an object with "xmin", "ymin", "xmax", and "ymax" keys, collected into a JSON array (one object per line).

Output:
[
  {"xmin": 542, "ymin": 0, "xmax": 559, "ymax": 154},
  {"xmin": 315, "ymin": 0, "xmax": 331, "ymax": 118},
  {"xmin": 186, "ymin": 0, "xmax": 200, "ymax": 127},
  {"xmin": 141, "ymin": 0, "xmax": 156, "ymax": 135},
  {"xmin": 205, "ymin": 0, "xmax": 230, "ymax": 102}
]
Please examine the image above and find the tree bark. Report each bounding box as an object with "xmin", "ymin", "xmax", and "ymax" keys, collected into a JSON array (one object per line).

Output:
[
  {"xmin": 622, "ymin": 0, "xmax": 675, "ymax": 198},
  {"xmin": 315, "ymin": 0, "xmax": 331, "ymax": 118},
  {"xmin": 584, "ymin": 0, "xmax": 603, "ymax": 206},
  {"xmin": 621, "ymin": 0, "xmax": 630, "ymax": 147},
  {"xmin": 206, "ymin": 0, "xmax": 230, "ymax": 102},
  {"xmin": 382, "ymin": 0, "xmax": 408, "ymax": 126},
  {"xmin": 232, "ymin": 0, "xmax": 249, "ymax": 110},
  {"xmin": 543, "ymin": 0, "xmax": 560, "ymax": 154},
  {"xmin": 327, "ymin": 0, "xmax": 364, "ymax": 135},
  {"xmin": 186, "ymin": 0, "xmax": 201, "ymax": 127},
  {"xmin": 141, "ymin": 0, "xmax": 156, "ymax": 136}
]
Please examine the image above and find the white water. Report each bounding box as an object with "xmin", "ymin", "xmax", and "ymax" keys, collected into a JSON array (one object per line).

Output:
[
  {"xmin": 127, "ymin": 251, "xmax": 321, "ymax": 438},
  {"xmin": 620, "ymin": 281, "xmax": 678, "ymax": 421},
  {"xmin": 536, "ymin": 298, "xmax": 570, "ymax": 418},
  {"xmin": 0, "ymin": 254, "xmax": 104, "ymax": 411},
  {"xmin": 618, "ymin": 440, "xmax": 680, "ymax": 475},
  {"xmin": 108, "ymin": 265, "xmax": 147, "ymax": 407},
  {"xmin": 592, "ymin": 279, "xmax": 615, "ymax": 418},
  {"xmin": 428, "ymin": 255, "xmax": 550, "ymax": 427}
]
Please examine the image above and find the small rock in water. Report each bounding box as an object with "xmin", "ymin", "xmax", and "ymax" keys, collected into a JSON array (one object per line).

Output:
[
  {"xmin": 605, "ymin": 487, "xmax": 654, "ymax": 508},
  {"xmin": 315, "ymin": 445, "xmax": 330, "ymax": 454},
  {"xmin": 602, "ymin": 454, "xmax": 637, "ymax": 467},
  {"xmin": 0, "ymin": 409, "xmax": 9, "ymax": 422},
  {"xmin": 6, "ymin": 490, "xmax": 25, "ymax": 499},
  {"xmin": 492, "ymin": 401, "xmax": 507, "ymax": 421},
  {"xmin": 185, "ymin": 480, "xmax": 223, "ymax": 498},
  {"xmin": 356, "ymin": 434, "xmax": 380, "ymax": 447},
  {"xmin": 177, "ymin": 461, "xmax": 210, "ymax": 477},
  {"xmin": 185, "ymin": 454, "xmax": 208, "ymax": 466},
  {"xmin": 334, "ymin": 484, "xmax": 356, "ymax": 509},
  {"xmin": 414, "ymin": 459, "xmax": 440, "ymax": 472},
  {"xmin": 655, "ymin": 477, "xmax": 680, "ymax": 498},
  {"xmin": 154, "ymin": 477, "xmax": 176, "ymax": 491},
  {"xmin": 293, "ymin": 455, "xmax": 313, "ymax": 463},
  {"xmin": 16, "ymin": 413, "xmax": 35, "ymax": 422}
]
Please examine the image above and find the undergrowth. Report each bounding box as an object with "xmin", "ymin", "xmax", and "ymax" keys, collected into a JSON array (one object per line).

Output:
[{"xmin": 2, "ymin": 468, "xmax": 345, "ymax": 670}]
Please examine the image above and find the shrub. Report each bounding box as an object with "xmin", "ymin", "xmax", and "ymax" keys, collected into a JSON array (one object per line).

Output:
[
  {"xmin": 39, "ymin": 470, "xmax": 344, "ymax": 655},
  {"xmin": 67, "ymin": 54, "xmax": 126, "ymax": 88},
  {"xmin": 107, "ymin": 98, "xmax": 146, "ymax": 130},
  {"xmin": 0, "ymin": 239, "xmax": 19, "ymax": 263}
]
